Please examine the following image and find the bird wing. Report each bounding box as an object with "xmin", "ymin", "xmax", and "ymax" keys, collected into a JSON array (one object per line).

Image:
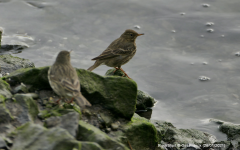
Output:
[
  {"xmin": 49, "ymin": 75, "xmax": 80, "ymax": 93},
  {"xmin": 92, "ymin": 48, "xmax": 133, "ymax": 60}
]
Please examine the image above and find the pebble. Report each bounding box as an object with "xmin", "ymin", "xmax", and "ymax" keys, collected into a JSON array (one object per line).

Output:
[
  {"xmin": 206, "ymin": 22, "xmax": 214, "ymax": 26},
  {"xmin": 202, "ymin": 3, "xmax": 210, "ymax": 7},
  {"xmin": 172, "ymin": 30, "xmax": 176, "ymax": 33},
  {"xmin": 202, "ymin": 62, "xmax": 208, "ymax": 65},
  {"xmin": 235, "ymin": 52, "xmax": 240, "ymax": 56},
  {"xmin": 134, "ymin": 25, "xmax": 141, "ymax": 29},
  {"xmin": 206, "ymin": 29, "xmax": 214, "ymax": 33},
  {"xmin": 199, "ymin": 76, "xmax": 211, "ymax": 81},
  {"xmin": 200, "ymin": 35, "xmax": 204, "ymax": 38},
  {"xmin": 111, "ymin": 121, "xmax": 120, "ymax": 130},
  {"xmin": 180, "ymin": 12, "xmax": 185, "ymax": 15}
]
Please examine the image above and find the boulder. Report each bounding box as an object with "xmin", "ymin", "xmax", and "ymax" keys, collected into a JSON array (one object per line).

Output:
[
  {"xmin": 6, "ymin": 67, "xmax": 138, "ymax": 119},
  {"xmin": 44, "ymin": 112, "xmax": 80, "ymax": 137},
  {"xmin": 136, "ymin": 90, "xmax": 156, "ymax": 110},
  {"xmin": 122, "ymin": 113, "xmax": 158, "ymax": 150},
  {"xmin": 11, "ymin": 122, "xmax": 103, "ymax": 150},
  {"xmin": 77, "ymin": 120, "xmax": 129, "ymax": 150},
  {"xmin": 151, "ymin": 120, "xmax": 217, "ymax": 149},
  {"xmin": 0, "ymin": 54, "xmax": 34, "ymax": 76},
  {"xmin": 106, "ymin": 68, "xmax": 156, "ymax": 111}
]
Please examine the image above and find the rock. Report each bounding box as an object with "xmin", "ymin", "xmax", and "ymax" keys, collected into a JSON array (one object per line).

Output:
[
  {"xmin": 77, "ymin": 120, "xmax": 129, "ymax": 150},
  {"xmin": 136, "ymin": 90, "xmax": 156, "ymax": 110},
  {"xmin": 12, "ymin": 83, "xmax": 29, "ymax": 94},
  {"xmin": 0, "ymin": 27, "xmax": 2, "ymax": 48},
  {"xmin": 105, "ymin": 68, "xmax": 126, "ymax": 77},
  {"xmin": 106, "ymin": 69, "xmax": 156, "ymax": 111},
  {"xmin": 5, "ymin": 67, "xmax": 49, "ymax": 91},
  {"xmin": 38, "ymin": 105, "xmax": 81, "ymax": 120},
  {"xmin": 44, "ymin": 112, "xmax": 80, "ymax": 137},
  {"xmin": 11, "ymin": 122, "xmax": 100, "ymax": 150},
  {"xmin": 6, "ymin": 67, "xmax": 137, "ymax": 119},
  {"xmin": 0, "ymin": 137, "xmax": 8, "ymax": 149},
  {"xmin": 0, "ymin": 104, "xmax": 15, "ymax": 137},
  {"xmin": 111, "ymin": 121, "xmax": 120, "ymax": 131},
  {"xmin": 0, "ymin": 93, "xmax": 40, "ymax": 136},
  {"xmin": 122, "ymin": 113, "xmax": 158, "ymax": 150},
  {"xmin": 0, "ymin": 55, "xmax": 34, "ymax": 76},
  {"xmin": 151, "ymin": 120, "xmax": 216, "ymax": 149},
  {"xmin": 0, "ymin": 79, "xmax": 12, "ymax": 101}
]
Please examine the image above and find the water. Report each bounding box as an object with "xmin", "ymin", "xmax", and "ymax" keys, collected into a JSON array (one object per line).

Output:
[{"xmin": 1, "ymin": 0, "xmax": 240, "ymax": 141}]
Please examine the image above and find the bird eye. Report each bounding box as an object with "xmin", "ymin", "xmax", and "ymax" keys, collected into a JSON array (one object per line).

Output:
[{"xmin": 130, "ymin": 34, "xmax": 133, "ymax": 36}]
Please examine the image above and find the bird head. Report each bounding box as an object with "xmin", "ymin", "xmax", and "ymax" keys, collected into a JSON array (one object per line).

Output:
[
  {"xmin": 120, "ymin": 29, "xmax": 144, "ymax": 42},
  {"xmin": 55, "ymin": 50, "xmax": 72, "ymax": 64}
]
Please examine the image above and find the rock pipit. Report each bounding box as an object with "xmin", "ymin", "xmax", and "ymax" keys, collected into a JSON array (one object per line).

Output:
[
  {"xmin": 48, "ymin": 50, "xmax": 91, "ymax": 107},
  {"xmin": 87, "ymin": 29, "xmax": 144, "ymax": 79}
]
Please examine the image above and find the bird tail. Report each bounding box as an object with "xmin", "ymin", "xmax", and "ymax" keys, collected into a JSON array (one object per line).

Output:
[
  {"xmin": 75, "ymin": 93, "xmax": 92, "ymax": 108},
  {"xmin": 87, "ymin": 61, "xmax": 101, "ymax": 71}
]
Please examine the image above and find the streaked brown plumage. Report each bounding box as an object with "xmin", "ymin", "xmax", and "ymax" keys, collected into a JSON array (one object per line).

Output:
[
  {"xmin": 48, "ymin": 50, "xmax": 91, "ymax": 107},
  {"xmin": 87, "ymin": 29, "xmax": 144, "ymax": 79}
]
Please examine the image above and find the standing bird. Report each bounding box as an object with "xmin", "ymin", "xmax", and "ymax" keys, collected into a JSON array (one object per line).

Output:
[
  {"xmin": 48, "ymin": 50, "xmax": 91, "ymax": 108},
  {"xmin": 87, "ymin": 29, "xmax": 144, "ymax": 79}
]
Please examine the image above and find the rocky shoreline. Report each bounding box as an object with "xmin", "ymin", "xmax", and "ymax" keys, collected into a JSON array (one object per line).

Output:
[
  {"xmin": 0, "ymin": 56, "xmax": 238, "ymax": 150},
  {"xmin": 0, "ymin": 32, "xmax": 239, "ymax": 150}
]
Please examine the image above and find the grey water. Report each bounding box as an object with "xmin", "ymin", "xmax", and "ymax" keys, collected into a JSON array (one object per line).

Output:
[{"xmin": 1, "ymin": 0, "xmax": 240, "ymax": 141}]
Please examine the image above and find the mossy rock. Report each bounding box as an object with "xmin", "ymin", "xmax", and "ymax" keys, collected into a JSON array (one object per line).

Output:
[
  {"xmin": 77, "ymin": 120, "xmax": 129, "ymax": 150},
  {"xmin": 6, "ymin": 67, "xmax": 137, "ymax": 119},
  {"xmin": 122, "ymin": 113, "xmax": 158, "ymax": 150},
  {"xmin": 11, "ymin": 122, "xmax": 103, "ymax": 150},
  {"xmin": 136, "ymin": 90, "xmax": 155, "ymax": 110},
  {"xmin": 5, "ymin": 67, "xmax": 49, "ymax": 91},
  {"xmin": 38, "ymin": 105, "xmax": 81, "ymax": 120},
  {"xmin": 219, "ymin": 122, "xmax": 240, "ymax": 142},
  {"xmin": 151, "ymin": 120, "xmax": 216, "ymax": 149},
  {"xmin": 0, "ymin": 54, "xmax": 34, "ymax": 75},
  {"xmin": 0, "ymin": 79, "xmax": 12, "ymax": 99}
]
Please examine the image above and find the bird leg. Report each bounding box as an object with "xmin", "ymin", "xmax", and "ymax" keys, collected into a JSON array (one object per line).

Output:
[
  {"xmin": 119, "ymin": 68, "xmax": 131, "ymax": 79},
  {"xmin": 127, "ymin": 141, "xmax": 133, "ymax": 150},
  {"xmin": 66, "ymin": 98, "xmax": 74, "ymax": 104},
  {"xmin": 55, "ymin": 98, "xmax": 61, "ymax": 104},
  {"xmin": 113, "ymin": 67, "xmax": 120, "ymax": 73}
]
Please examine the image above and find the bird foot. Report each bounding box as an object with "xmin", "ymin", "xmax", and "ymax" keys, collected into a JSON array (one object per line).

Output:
[
  {"xmin": 119, "ymin": 68, "xmax": 131, "ymax": 79},
  {"xmin": 55, "ymin": 98, "xmax": 61, "ymax": 104},
  {"xmin": 66, "ymin": 98, "xmax": 74, "ymax": 104},
  {"xmin": 113, "ymin": 67, "xmax": 120, "ymax": 73}
]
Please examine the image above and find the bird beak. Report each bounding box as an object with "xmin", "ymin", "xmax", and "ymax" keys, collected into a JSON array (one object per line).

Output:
[{"xmin": 137, "ymin": 33, "xmax": 144, "ymax": 36}]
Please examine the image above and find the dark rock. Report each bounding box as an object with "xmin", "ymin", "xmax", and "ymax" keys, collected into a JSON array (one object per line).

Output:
[
  {"xmin": 0, "ymin": 54, "xmax": 34, "ymax": 76},
  {"xmin": 77, "ymin": 120, "xmax": 129, "ymax": 150},
  {"xmin": 136, "ymin": 90, "xmax": 156, "ymax": 110},
  {"xmin": 0, "ymin": 137, "xmax": 8, "ymax": 149},
  {"xmin": 44, "ymin": 112, "xmax": 80, "ymax": 137}
]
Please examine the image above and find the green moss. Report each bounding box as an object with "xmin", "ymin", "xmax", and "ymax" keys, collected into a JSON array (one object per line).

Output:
[
  {"xmin": 123, "ymin": 114, "xmax": 158, "ymax": 149},
  {"xmin": 14, "ymin": 94, "xmax": 39, "ymax": 121},
  {"xmin": 6, "ymin": 67, "xmax": 50, "ymax": 91},
  {"xmin": 77, "ymin": 69, "xmax": 137, "ymax": 119}
]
